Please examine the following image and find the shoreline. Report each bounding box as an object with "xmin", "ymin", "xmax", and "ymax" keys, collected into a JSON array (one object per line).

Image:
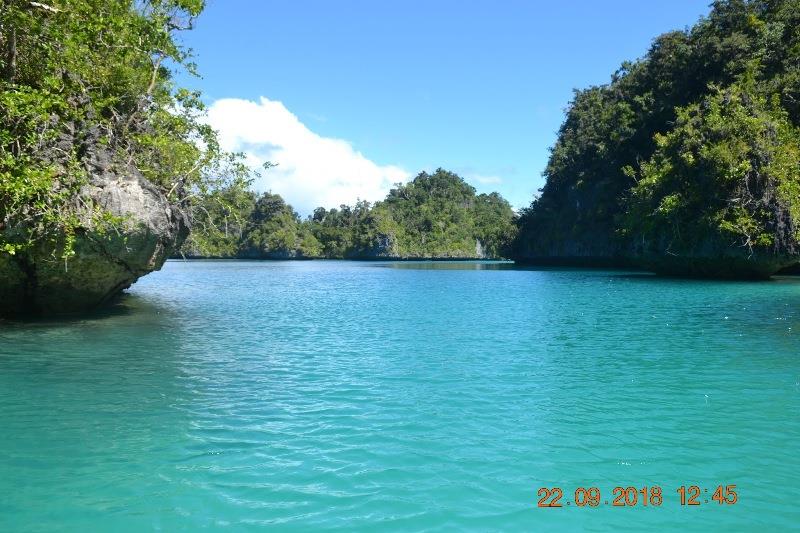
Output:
[{"xmin": 170, "ymin": 255, "xmax": 514, "ymax": 262}]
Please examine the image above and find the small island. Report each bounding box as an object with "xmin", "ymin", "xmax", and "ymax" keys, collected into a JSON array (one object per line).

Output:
[{"xmin": 180, "ymin": 168, "xmax": 517, "ymax": 261}]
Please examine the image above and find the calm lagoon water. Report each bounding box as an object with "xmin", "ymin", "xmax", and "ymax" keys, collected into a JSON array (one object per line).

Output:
[{"xmin": 1, "ymin": 260, "xmax": 799, "ymax": 531}]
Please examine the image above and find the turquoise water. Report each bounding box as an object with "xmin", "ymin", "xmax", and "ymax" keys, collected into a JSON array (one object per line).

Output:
[{"xmin": 1, "ymin": 260, "xmax": 799, "ymax": 531}]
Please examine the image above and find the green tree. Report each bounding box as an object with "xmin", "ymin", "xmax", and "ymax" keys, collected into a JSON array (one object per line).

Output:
[
  {"xmin": 626, "ymin": 82, "xmax": 800, "ymax": 255},
  {"xmin": 180, "ymin": 177, "xmax": 257, "ymax": 257},
  {"xmin": 240, "ymin": 193, "xmax": 321, "ymax": 258},
  {"xmin": 515, "ymin": 0, "xmax": 800, "ymax": 275},
  {"xmin": 182, "ymin": 169, "xmax": 517, "ymax": 260},
  {"xmin": 0, "ymin": 0, "xmax": 242, "ymax": 260},
  {"xmin": 307, "ymin": 169, "xmax": 517, "ymax": 259}
]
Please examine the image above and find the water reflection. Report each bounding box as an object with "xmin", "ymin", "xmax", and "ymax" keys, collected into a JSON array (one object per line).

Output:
[{"xmin": 377, "ymin": 260, "xmax": 515, "ymax": 271}]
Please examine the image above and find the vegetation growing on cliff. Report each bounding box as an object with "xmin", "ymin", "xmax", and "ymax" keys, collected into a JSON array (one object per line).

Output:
[
  {"xmin": 515, "ymin": 0, "xmax": 800, "ymax": 274},
  {"xmin": 183, "ymin": 169, "xmax": 518, "ymax": 259},
  {"xmin": 0, "ymin": 0, "xmax": 245, "ymax": 261}
]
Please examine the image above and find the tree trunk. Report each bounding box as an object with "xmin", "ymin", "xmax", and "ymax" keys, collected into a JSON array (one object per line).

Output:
[
  {"xmin": 3, "ymin": 24, "xmax": 17, "ymax": 82},
  {"xmin": 9, "ymin": 26, "xmax": 16, "ymax": 81}
]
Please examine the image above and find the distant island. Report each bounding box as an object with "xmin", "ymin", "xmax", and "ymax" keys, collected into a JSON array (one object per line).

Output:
[
  {"xmin": 180, "ymin": 168, "xmax": 517, "ymax": 261},
  {"xmin": 2, "ymin": 0, "xmax": 800, "ymax": 316}
]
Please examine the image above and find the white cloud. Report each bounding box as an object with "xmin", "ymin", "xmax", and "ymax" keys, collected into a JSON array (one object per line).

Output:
[{"xmin": 206, "ymin": 97, "xmax": 409, "ymax": 215}]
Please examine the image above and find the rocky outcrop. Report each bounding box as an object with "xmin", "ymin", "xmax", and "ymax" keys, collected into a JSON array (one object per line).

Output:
[
  {"xmin": 512, "ymin": 179, "xmax": 800, "ymax": 278},
  {"xmin": 628, "ymin": 221, "xmax": 800, "ymax": 279},
  {"xmin": 512, "ymin": 216, "xmax": 634, "ymax": 268},
  {"xmin": 0, "ymin": 150, "xmax": 188, "ymax": 317},
  {"xmin": 348, "ymin": 233, "xmax": 399, "ymax": 259},
  {"xmin": 236, "ymin": 249, "xmax": 312, "ymax": 260},
  {"xmin": 513, "ymin": 236, "xmax": 799, "ymax": 278},
  {"xmin": 512, "ymin": 233, "xmax": 799, "ymax": 278}
]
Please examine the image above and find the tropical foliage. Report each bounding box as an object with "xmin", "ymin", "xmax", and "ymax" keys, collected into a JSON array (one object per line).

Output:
[
  {"xmin": 183, "ymin": 169, "xmax": 518, "ymax": 259},
  {"xmin": 0, "ymin": 0, "xmax": 246, "ymax": 260},
  {"xmin": 515, "ymin": 0, "xmax": 800, "ymax": 264}
]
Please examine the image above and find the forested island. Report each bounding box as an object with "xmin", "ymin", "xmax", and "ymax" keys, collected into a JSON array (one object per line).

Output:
[
  {"xmin": 2, "ymin": 0, "xmax": 800, "ymax": 316},
  {"xmin": 181, "ymin": 168, "xmax": 516, "ymax": 260},
  {"xmin": 513, "ymin": 0, "xmax": 800, "ymax": 278}
]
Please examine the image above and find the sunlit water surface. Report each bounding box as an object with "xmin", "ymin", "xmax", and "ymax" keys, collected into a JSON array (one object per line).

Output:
[{"xmin": 1, "ymin": 260, "xmax": 799, "ymax": 531}]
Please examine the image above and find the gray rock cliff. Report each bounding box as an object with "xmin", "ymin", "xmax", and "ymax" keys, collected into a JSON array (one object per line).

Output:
[{"xmin": 0, "ymin": 145, "xmax": 188, "ymax": 316}]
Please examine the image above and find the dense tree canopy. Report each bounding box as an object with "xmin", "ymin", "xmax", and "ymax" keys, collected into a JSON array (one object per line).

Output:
[
  {"xmin": 515, "ymin": 0, "xmax": 800, "ymax": 275},
  {"xmin": 183, "ymin": 169, "xmax": 518, "ymax": 259},
  {"xmin": 368, "ymin": 169, "xmax": 517, "ymax": 258},
  {"xmin": 0, "ymin": 0, "xmax": 247, "ymax": 260}
]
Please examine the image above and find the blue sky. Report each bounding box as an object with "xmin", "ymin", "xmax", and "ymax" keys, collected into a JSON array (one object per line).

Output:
[{"xmin": 181, "ymin": 1, "xmax": 712, "ymax": 214}]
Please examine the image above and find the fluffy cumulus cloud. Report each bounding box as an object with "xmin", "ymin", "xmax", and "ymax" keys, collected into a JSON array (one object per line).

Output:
[{"xmin": 206, "ymin": 97, "xmax": 409, "ymax": 215}]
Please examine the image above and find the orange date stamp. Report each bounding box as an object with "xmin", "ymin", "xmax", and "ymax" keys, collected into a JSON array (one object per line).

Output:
[{"xmin": 537, "ymin": 485, "xmax": 738, "ymax": 508}]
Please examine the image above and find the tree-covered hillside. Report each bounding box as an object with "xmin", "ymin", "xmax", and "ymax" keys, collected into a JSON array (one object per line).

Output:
[
  {"xmin": 0, "ymin": 0, "xmax": 254, "ymax": 314},
  {"xmin": 183, "ymin": 169, "xmax": 518, "ymax": 259},
  {"xmin": 514, "ymin": 0, "xmax": 800, "ymax": 277},
  {"xmin": 0, "ymin": 0, "xmax": 244, "ymax": 258}
]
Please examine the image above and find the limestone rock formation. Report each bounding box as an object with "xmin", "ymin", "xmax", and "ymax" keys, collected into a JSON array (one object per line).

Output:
[{"xmin": 0, "ymin": 159, "xmax": 188, "ymax": 317}]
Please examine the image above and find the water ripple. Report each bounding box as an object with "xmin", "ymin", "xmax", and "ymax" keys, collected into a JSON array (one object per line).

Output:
[{"xmin": 0, "ymin": 261, "xmax": 798, "ymax": 530}]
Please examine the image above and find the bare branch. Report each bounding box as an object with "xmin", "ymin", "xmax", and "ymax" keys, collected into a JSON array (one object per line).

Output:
[
  {"xmin": 28, "ymin": 1, "xmax": 60, "ymax": 13},
  {"xmin": 146, "ymin": 54, "xmax": 164, "ymax": 96}
]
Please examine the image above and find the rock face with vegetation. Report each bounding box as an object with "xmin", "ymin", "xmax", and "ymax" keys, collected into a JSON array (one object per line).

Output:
[
  {"xmin": 0, "ymin": 137, "xmax": 189, "ymax": 314},
  {"xmin": 514, "ymin": 0, "xmax": 800, "ymax": 278},
  {"xmin": 182, "ymin": 169, "xmax": 518, "ymax": 260},
  {"xmin": 0, "ymin": 0, "xmax": 239, "ymax": 315}
]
